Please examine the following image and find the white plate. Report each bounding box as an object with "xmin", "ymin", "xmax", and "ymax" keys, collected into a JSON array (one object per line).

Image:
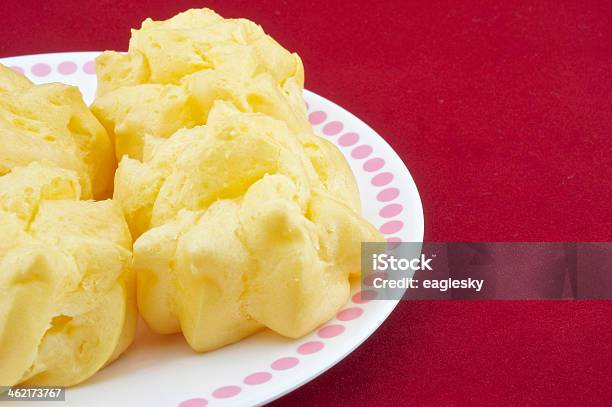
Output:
[{"xmin": 0, "ymin": 52, "xmax": 424, "ymax": 407}]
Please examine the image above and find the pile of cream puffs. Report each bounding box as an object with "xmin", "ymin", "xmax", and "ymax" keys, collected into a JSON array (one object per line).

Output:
[{"xmin": 0, "ymin": 8, "xmax": 382, "ymax": 386}]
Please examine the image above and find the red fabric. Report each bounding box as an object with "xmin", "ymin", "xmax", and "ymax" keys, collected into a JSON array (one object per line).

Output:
[{"xmin": 1, "ymin": 0, "xmax": 610, "ymax": 405}]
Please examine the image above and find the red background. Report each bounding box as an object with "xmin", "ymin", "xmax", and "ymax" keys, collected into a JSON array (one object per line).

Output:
[{"xmin": 1, "ymin": 0, "xmax": 610, "ymax": 405}]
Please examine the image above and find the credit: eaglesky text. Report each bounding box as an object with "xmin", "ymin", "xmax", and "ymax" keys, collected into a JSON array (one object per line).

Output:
[
  {"xmin": 370, "ymin": 253, "xmax": 485, "ymax": 292},
  {"xmin": 371, "ymin": 277, "xmax": 484, "ymax": 292}
]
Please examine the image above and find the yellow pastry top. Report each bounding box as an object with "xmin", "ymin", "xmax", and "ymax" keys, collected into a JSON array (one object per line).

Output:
[
  {"xmin": 0, "ymin": 162, "xmax": 135, "ymax": 387},
  {"xmin": 117, "ymin": 102, "xmax": 382, "ymax": 351},
  {"xmin": 94, "ymin": 8, "xmax": 384, "ymax": 352},
  {"xmin": 92, "ymin": 8, "xmax": 308, "ymax": 160},
  {"xmin": 0, "ymin": 64, "xmax": 115, "ymax": 199},
  {"xmin": 115, "ymin": 101, "xmax": 362, "ymax": 236}
]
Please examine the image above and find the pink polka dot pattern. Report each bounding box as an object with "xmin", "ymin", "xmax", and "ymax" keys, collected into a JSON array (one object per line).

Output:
[
  {"xmin": 372, "ymin": 172, "xmax": 394, "ymax": 186},
  {"xmin": 338, "ymin": 132, "xmax": 359, "ymax": 146},
  {"xmin": 318, "ymin": 324, "xmax": 345, "ymax": 338},
  {"xmin": 212, "ymin": 386, "xmax": 241, "ymax": 399},
  {"xmin": 10, "ymin": 66, "xmax": 24, "ymax": 73},
  {"xmin": 83, "ymin": 61, "xmax": 96, "ymax": 74},
  {"xmin": 297, "ymin": 341, "xmax": 324, "ymax": 355},
  {"xmin": 363, "ymin": 158, "xmax": 385, "ymax": 172},
  {"xmin": 337, "ymin": 307, "xmax": 363, "ymax": 321},
  {"xmin": 308, "ymin": 111, "xmax": 327, "ymax": 125},
  {"xmin": 379, "ymin": 204, "xmax": 403, "ymax": 218},
  {"xmin": 380, "ymin": 220, "xmax": 404, "ymax": 235},
  {"xmin": 352, "ymin": 290, "xmax": 378, "ymax": 303},
  {"xmin": 351, "ymin": 145, "xmax": 373, "ymax": 159},
  {"xmin": 377, "ymin": 188, "xmax": 400, "ymax": 202},
  {"xmin": 178, "ymin": 398, "xmax": 208, "ymax": 407},
  {"xmin": 322, "ymin": 121, "xmax": 343, "ymax": 136},
  {"xmin": 31, "ymin": 63, "xmax": 51, "ymax": 77},
  {"xmin": 244, "ymin": 372, "xmax": 272, "ymax": 385},
  {"xmin": 57, "ymin": 61, "xmax": 77, "ymax": 75},
  {"xmin": 271, "ymin": 357, "xmax": 299, "ymax": 371},
  {"xmin": 386, "ymin": 237, "xmax": 402, "ymax": 250}
]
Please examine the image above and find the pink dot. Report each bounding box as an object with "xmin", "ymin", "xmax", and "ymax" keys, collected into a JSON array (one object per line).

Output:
[
  {"xmin": 297, "ymin": 341, "xmax": 324, "ymax": 355},
  {"xmin": 10, "ymin": 66, "xmax": 24, "ymax": 74},
  {"xmin": 244, "ymin": 372, "xmax": 272, "ymax": 385},
  {"xmin": 178, "ymin": 398, "xmax": 208, "ymax": 407},
  {"xmin": 377, "ymin": 188, "xmax": 400, "ymax": 202},
  {"xmin": 363, "ymin": 158, "xmax": 385, "ymax": 172},
  {"xmin": 380, "ymin": 220, "xmax": 404, "ymax": 235},
  {"xmin": 212, "ymin": 386, "xmax": 241, "ymax": 399},
  {"xmin": 57, "ymin": 61, "xmax": 77, "ymax": 75},
  {"xmin": 31, "ymin": 63, "xmax": 51, "ymax": 77},
  {"xmin": 318, "ymin": 324, "xmax": 345, "ymax": 338},
  {"xmin": 271, "ymin": 357, "xmax": 299, "ymax": 370},
  {"xmin": 351, "ymin": 145, "xmax": 373, "ymax": 159},
  {"xmin": 363, "ymin": 271, "xmax": 387, "ymax": 287},
  {"xmin": 337, "ymin": 307, "xmax": 363, "ymax": 321},
  {"xmin": 372, "ymin": 172, "xmax": 394, "ymax": 186},
  {"xmin": 308, "ymin": 111, "xmax": 327, "ymax": 125},
  {"xmin": 379, "ymin": 204, "xmax": 403, "ymax": 218},
  {"xmin": 386, "ymin": 237, "xmax": 402, "ymax": 250},
  {"xmin": 322, "ymin": 121, "xmax": 343, "ymax": 136},
  {"xmin": 83, "ymin": 61, "xmax": 96, "ymax": 74},
  {"xmin": 338, "ymin": 132, "xmax": 359, "ymax": 147},
  {"xmin": 352, "ymin": 290, "xmax": 378, "ymax": 304}
]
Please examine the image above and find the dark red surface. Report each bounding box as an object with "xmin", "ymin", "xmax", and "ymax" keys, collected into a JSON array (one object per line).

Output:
[{"xmin": 1, "ymin": 0, "xmax": 610, "ymax": 405}]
